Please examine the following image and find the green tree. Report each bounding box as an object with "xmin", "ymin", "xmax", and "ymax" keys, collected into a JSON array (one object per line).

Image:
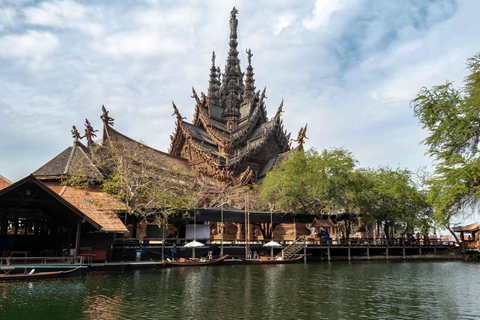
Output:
[
  {"xmin": 360, "ymin": 167, "xmax": 432, "ymax": 240},
  {"xmin": 260, "ymin": 148, "xmax": 357, "ymax": 214},
  {"xmin": 412, "ymin": 53, "xmax": 480, "ymax": 238},
  {"xmin": 260, "ymin": 148, "xmax": 363, "ymax": 238},
  {"xmin": 63, "ymin": 140, "xmax": 197, "ymax": 221}
]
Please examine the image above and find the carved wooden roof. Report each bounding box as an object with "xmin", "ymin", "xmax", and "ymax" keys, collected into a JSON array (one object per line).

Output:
[{"xmin": 169, "ymin": 7, "xmax": 291, "ymax": 182}]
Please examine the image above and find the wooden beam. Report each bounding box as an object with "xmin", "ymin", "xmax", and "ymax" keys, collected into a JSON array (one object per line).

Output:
[{"xmin": 74, "ymin": 218, "xmax": 82, "ymax": 257}]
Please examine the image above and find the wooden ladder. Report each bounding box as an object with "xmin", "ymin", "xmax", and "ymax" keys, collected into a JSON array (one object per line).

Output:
[{"xmin": 278, "ymin": 235, "xmax": 306, "ymax": 260}]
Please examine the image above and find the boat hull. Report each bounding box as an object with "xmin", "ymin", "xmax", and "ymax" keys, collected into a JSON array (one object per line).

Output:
[
  {"xmin": 164, "ymin": 255, "xmax": 229, "ymax": 267},
  {"xmin": 241, "ymin": 255, "xmax": 304, "ymax": 264},
  {"xmin": 0, "ymin": 268, "xmax": 81, "ymax": 281}
]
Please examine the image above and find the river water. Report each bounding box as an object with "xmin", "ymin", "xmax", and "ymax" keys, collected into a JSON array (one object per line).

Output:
[{"xmin": 0, "ymin": 261, "xmax": 478, "ymax": 319}]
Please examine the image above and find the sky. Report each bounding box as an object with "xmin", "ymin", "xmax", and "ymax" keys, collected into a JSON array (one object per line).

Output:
[{"xmin": 1, "ymin": 0, "xmax": 480, "ymax": 185}]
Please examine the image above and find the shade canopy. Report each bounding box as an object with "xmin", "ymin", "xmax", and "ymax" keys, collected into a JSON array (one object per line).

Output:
[
  {"xmin": 263, "ymin": 241, "xmax": 282, "ymax": 248},
  {"xmin": 184, "ymin": 240, "xmax": 206, "ymax": 248},
  {"xmin": 167, "ymin": 206, "xmax": 357, "ymax": 224}
]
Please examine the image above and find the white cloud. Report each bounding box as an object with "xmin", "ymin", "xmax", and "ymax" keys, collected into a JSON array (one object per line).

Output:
[
  {"xmin": 302, "ymin": 0, "xmax": 346, "ymax": 30},
  {"xmin": 0, "ymin": 8, "xmax": 17, "ymax": 31},
  {"xmin": 0, "ymin": 0, "xmax": 480, "ymax": 183},
  {"xmin": 274, "ymin": 14, "xmax": 295, "ymax": 36},
  {"xmin": 92, "ymin": 6, "xmax": 200, "ymax": 58},
  {"xmin": 92, "ymin": 31, "xmax": 190, "ymax": 58},
  {"xmin": 23, "ymin": 0, "xmax": 103, "ymax": 36},
  {"xmin": 0, "ymin": 31, "xmax": 59, "ymax": 67}
]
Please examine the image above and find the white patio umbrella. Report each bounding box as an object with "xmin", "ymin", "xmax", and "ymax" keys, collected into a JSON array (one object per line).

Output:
[
  {"xmin": 184, "ymin": 209, "xmax": 205, "ymax": 259},
  {"xmin": 263, "ymin": 241, "xmax": 282, "ymax": 258},
  {"xmin": 184, "ymin": 240, "xmax": 205, "ymax": 259}
]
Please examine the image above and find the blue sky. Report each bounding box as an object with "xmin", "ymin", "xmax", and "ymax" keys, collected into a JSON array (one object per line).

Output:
[{"xmin": 1, "ymin": 0, "xmax": 479, "ymax": 186}]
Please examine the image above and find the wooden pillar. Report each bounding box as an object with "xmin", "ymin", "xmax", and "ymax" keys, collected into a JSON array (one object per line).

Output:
[
  {"xmin": 367, "ymin": 247, "xmax": 370, "ymax": 260},
  {"xmin": 221, "ymin": 205, "xmax": 224, "ymax": 256},
  {"xmin": 74, "ymin": 218, "xmax": 82, "ymax": 257},
  {"xmin": 419, "ymin": 247, "xmax": 422, "ymax": 255},
  {"xmin": 434, "ymin": 247, "xmax": 437, "ymax": 255},
  {"xmin": 386, "ymin": 247, "xmax": 389, "ymax": 260},
  {"xmin": 294, "ymin": 217, "xmax": 297, "ymax": 239},
  {"xmin": 348, "ymin": 247, "xmax": 351, "ymax": 261},
  {"xmin": 403, "ymin": 247, "xmax": 406, "ymax": 259},
  {"xmin": 327, "ymin": 247, "xmax": 331, "ymax": 261},
  {"xmin": 236, "ymin": 223, "xmax": 243, "ymax": 240},
  {"xmin": 303, "ymin": 236, "xmax": 307, "ymax": 263}
]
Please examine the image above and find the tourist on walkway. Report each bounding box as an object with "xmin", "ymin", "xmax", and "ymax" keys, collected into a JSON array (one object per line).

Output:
[{"xmin": 171, "ymin": 243, "xmax": 177, "ymax": 260}]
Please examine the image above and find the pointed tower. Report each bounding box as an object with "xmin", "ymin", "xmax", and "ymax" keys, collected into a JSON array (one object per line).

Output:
[
  {"xmin": 222, "ymin": 7, "xmax": 242, "ymax": 131},
  {"xmin": 169, "ymin": 7, "xmax": 291, "ymax": 184},
  {"xmin": 207, "ymin": 52, "xmax": 220, "ymax": 108},
  {"xmin": 244, "ymin": 49, "xmax": 256, "ymax": 101}
]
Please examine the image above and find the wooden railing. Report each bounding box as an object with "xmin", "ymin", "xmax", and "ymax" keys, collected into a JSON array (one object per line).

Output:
[
  {"xmin": 0, "ymin": 256, "xmax": 84, "ymax": 266},
  {"xmin": 137, "ymin": 237, "xmax": 456, "ymax": 247}
]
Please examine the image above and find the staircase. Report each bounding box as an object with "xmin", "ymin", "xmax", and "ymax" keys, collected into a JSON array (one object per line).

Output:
[{"xmin": 278, "ymin": 235, "xmax": 307, "ymax": 260}]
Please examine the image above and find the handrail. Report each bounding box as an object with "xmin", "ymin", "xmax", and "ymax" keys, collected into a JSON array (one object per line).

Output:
[
  {"xmin": 0, "ymin": 256, "xmax": 84, "ymax": 266},
  {"xmin": 133, "ymin": 237, "xmax": 457, "ymax": 247}
]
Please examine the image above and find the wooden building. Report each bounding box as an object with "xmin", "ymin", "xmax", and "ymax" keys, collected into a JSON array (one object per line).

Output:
[
  {"xmin": 453, "ymin": 222, "xmax": 480, "ymax": 250},
  {"xmin": 169, "ymin": 7, "xmax": 292, "ymax": 183},
  {"xmin": 0, "ymin": 175, "xmax": 125, "ymax": 259},
  {"xmin": 28, "ymin": 137, "xmax": 128, "ymax": 261}
]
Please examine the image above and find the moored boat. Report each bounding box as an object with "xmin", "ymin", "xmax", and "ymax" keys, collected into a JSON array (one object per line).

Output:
[
  {"xmin": 241, "ymin": 255, "xmax": 304, "ymax": 264},
  {"xmin": 164, "ymin": 255, "xmax": 229, "ymax": 267},
  {"xmin": 0, "ymin": 267, "xmax": 81, "ymax": 281}
]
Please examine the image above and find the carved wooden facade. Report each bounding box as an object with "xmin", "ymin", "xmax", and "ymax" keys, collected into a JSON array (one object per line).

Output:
[{"xmin": 169, "ymin": 8, "xmax": 292, "ymax": 183}]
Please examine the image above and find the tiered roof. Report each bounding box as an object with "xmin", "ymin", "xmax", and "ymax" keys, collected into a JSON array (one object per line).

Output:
[{"xmin": 169, "ymin": 7, "xmax": 291, "ymax": 182}]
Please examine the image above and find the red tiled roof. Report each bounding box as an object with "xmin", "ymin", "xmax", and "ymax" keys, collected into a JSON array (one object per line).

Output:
[
  {"xmin": 45, "ymin": 182, "xmax": 127, "ymax": 233},
  {"xmin": 0, "ymin": 174, "xmax": 12, "ymax": 191}
]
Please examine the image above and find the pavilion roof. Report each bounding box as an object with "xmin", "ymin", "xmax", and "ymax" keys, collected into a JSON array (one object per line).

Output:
[
  {"xmin": 453, "ymin": 222, "xmax": 480, "ymax": 233},
  {"xmin": 32, "ymin": 140, "xmax": 101, "ymax": 180}
]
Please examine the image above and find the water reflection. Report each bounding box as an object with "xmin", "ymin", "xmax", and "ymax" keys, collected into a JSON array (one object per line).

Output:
[{"xmin": 0, "ymin": 262, "xmax": 479, "ymax": 319}]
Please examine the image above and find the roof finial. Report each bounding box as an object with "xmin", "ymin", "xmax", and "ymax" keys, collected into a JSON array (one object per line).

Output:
[
  {"xmin": 172, "ymin": 102, "xmax": 186, "ymax": 122},
  {"xmin": 101, "ymin": 105, "xmax": 115, "ymax": 126},
  {"xmin": 291, "ymin": 123, "xmax": 308, "ymax": 151},
  {"xmin": 246, "ymin": 49, "xmax": 253, "ymax": 66},
  {"xmin": 275, "ymin": 99, "xmax": 284, "ymax": 119},
  {"xmin": 212, "ymin": 51, "xmax": 216, "ymax": 67},
  {"xmin": 231, "ymin": 7, "xmax": 238, "ymax": 18},
  {"xmin": 71, "ymin": 125, "xmax": 81, "ymax": 141},
  {"xmin": 84, "ymin": 119, "xmax": 98, "ymax": 147}
]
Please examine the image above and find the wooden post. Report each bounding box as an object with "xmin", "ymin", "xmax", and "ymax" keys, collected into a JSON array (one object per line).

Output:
[
  {"xmin": 221, "ymin": 204, "xmax": 224, "ymax": 256},
  {"xmin": 348, "ymin": 247, "xmax": 351, "ymax": 261},
  {"xmin": 367, "ymin": 247, "xmax": 370, "ymax": 260},
  {"xmin": 327, "ymin": 247, "xmax": 331, "ymax": 261},
  {"xmin": 74, "ymin": 218, "xmax": 82, "ymax": 257},
  {"xmin": 403, "ymin": 247, "xmax": 406, "ymax": 259},
  {"xmin": 386, "ymin": 247, "xmax": 389, "ymax": 260},
  {"xmin": 419, "ymin": 247, "xmax": 422, "ymax": 256},
  {"xmin": 161, "ymin": 217, "xmax": 165, "ymax": 262},
  {"xmin": 294, "ymin": 216, "xmax": 297, "ymax": 239},
  {"xmin": 434, "ymin": 247, "xmax": 437, "ymax": 255},
  {"xmin": 303, "ymin": 236, "xmax": 307, "ymax": 263}
]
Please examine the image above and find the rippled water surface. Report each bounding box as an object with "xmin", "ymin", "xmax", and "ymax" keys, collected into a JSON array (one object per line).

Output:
[{"xmin": 1, "ymin": 261, "xmax": 479, "ymax": 319}]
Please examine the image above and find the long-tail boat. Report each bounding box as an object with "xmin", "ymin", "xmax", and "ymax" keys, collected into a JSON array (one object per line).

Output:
[
  {"xmin": 164, "ymin": 255, "xmax": 229, "ymax": 267},
  {"xmin": 0, "ymin": 267, "xmax": 81, "ymax": 281},
  {"xmin": 241, "ymin": 255, "xmax": 304, "ymax": 265}
]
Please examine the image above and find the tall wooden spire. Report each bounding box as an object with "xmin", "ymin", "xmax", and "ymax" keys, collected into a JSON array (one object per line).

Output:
[
  {"xmin": 244, "ymin": 49, "xmax": 256, "ymax": 101},
  {"xmin": 208, "ymin": 51, "xmax": 220, "ymax": 108},
  {"xmin": 169, "ymin": 7, "xmax": 291, "ymax": 184},
  {"xmin": 222, "ymin": 7, "xmax": 242, "ymax": 131}
]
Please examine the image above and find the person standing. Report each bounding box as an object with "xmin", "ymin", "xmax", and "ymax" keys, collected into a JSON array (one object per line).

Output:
[{"xmin": 171, "ymin": 243, "xmax": 177, "ymax": 261}]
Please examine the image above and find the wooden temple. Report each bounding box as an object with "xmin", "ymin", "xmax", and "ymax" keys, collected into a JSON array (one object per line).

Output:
[{"xmin": 169, "ymin": 7, "xmax": 292, "ymax": 183}]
